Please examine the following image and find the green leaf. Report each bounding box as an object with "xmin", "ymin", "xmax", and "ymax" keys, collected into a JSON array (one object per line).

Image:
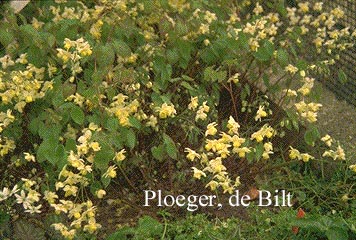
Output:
[
  {"xmin": 0, "ymin": 210, "xmax": 10, "ymax": 227},
  {"xmin": 326, "ymin": 227, "xmax": 348, "ymax": 240},
  {"xmin": 13, "ymin": 220, "xmax": 46, "ymax": 240},
  {"xmin": 65, "ymin": 138, "xmax": 77, "ymax": 152},
  {"xmin": 163, "ymin": 134, "xmax": 177, "ymax": 159},
  {"xmin": 19, "ymin": 24, "xmax": 42, "ymax": 47},
  {"xmin": 338, "ymin": 69, "xmax": 347, "ymax": 84},
  {"xmin": 203, "ymin": 67, "xmax": 226, "ymax": 82},
  {"xmin": 0, "ymin": 24, "xmax": 14, "ymax": 46},
  {"xmin": 37, "ymin": 140, "xmax": 61, "ymax": 165},
  {"xmin": 128, "ymin": 116, "xmax": 141, "ymax": 130},
  {"xmin": 94, "ymin": 143, "xmax": 115, "ymax": 171},
  {"xmin": 94, "ymin": 44, "xmax": 115, "ymax": 68},
  {"xmin": 106, "ymin": 117, "xmax": 119, "ymax": 132},
  {"xmin": 106, "ymin": 227, "xmax": 134, "ymax": 240},
  {"xmin": 53, "ymin": 144, "xmax": 66, "ymax": 168},
  {"xmin": 126, "ymin": 129, "xmax": 136, "ymax": 149},
  {"xmin": 255, "ymin": 142, "xmax": 264, "ymax": 161},
  {"xmin": 137, "ymin": 216, "xmax": 163, "ymax": 237},
  {"xmin": 29, "ymin": 118, "xmax": 41, "ymax": 135},
  {"xmin": 70, "ymin": 105, "xmax": 85, "ymax": 125},
  {"xmin": 277, "ymin": 48, "xmax": 288, "ymax": 67},
  {"xmin": 112, "ymin": 40, "xmax": 131, "ymax": 57},
  {"xmin": 101, "ymin": 175, "xmax": 111, "ymax": 188},
  {"xmin": 181, "ymin": 81, "xmax": 195, "ymax": 91},
  {"xmin": 151, "ymin": 145, "xmax": 165, "ymax": 161},
  {"xmin": 254, "ymin": 40, "xmax": 274, "ymax": 62},
  {"xmin": 304, "ymin": 126, "xmax": 320, "ymax": 146},
  {"xmin": 27, "ymin": 45, "xmax": 47, "ymax": 66},
  {"xmin": 166, "ymin": 48, "xmax": 179, "ymax": 64}
]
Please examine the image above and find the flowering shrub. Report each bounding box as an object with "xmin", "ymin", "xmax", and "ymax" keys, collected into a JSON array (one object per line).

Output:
[{"xmin": 0, "ymin": 0, "xmax": 355, "ymax": 238}]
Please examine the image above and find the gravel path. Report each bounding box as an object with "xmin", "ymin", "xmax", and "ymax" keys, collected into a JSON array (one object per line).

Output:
[{"xmin": 315, "ymin": 81, "xmax": 356, "ymax": 160}]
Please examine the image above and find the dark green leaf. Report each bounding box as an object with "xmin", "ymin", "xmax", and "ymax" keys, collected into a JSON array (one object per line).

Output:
[
  {"xmin": 94, "ymin": 143, "xmax": 115, "ymax": 171},
  {"xmin": 70, "ymin": 105, "xmax": 85, "ymax": 125},
  {"xmin": 255, "ymin": 142, "xmax": 264, "ymax": 161},
  {"xmin": 129, "ymin": 116, "xmax": 141, "ymax": 130},
  {"xmin": 254, "ymin": 40, "xmax": 274, "ymax": 62},
  {"xmin": 126, "ymin": 129, "xmax": 136, "ymax": 149},
  {"xmin": 304, "ymin": 126, "xmax": 320, "ymax": 146},
  {"xmin": 326, "ymin": 228, "xmax": 348, "ymax": 240},
  {"xmin": 163, "ymin": 134, "xmax": 177, "ymax": 159}
]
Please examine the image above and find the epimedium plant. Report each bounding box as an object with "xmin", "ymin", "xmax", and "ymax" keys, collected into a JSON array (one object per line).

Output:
[{"xmin": 0, "ymin": 0, "xmax": 355, "ymax": 238}]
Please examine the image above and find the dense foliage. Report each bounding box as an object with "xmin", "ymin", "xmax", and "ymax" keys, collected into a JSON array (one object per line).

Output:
[{"xmin": 0, "ymin": 0, "xmax": 355, "ymax": 239}]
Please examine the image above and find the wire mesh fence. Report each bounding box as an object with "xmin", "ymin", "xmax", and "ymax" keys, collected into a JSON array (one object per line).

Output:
[
  {"xmin": 262, "ymin": 0, "xmax": 356, "ymax": 106},
  {"xmin": 318, "ymin": 0, "xmax": 356, "ymax": 106}
]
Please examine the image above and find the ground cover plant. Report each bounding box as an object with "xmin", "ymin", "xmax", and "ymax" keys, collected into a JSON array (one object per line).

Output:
[{"xmin": 0, "ymin": 0, "xmax": 355, "ymax": 239}]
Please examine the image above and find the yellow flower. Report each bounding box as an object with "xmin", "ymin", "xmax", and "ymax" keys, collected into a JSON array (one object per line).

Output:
[
  {"xmin": 208, "ymin": 158, "xmax": 226, "ymax": 173},
  {"xmin": 233, "ymin": 147, "xmax": 251, "ymax": 158},
  {"xmin": 255, "ymin": 106, "xmax": 267, "ymax": 121},
  {"xmin": 336, "ymin": 145, "xmax": 346, "ymax": 160},
  {"xmin": 89, "ymin": 141, "xmax": 101, "ymax": 151},
  {"xmin": 231, "ymin": 135, "xmax": 245, "ymax": 148},
  {"xmin": 251, "ymin": 132, "xmax": 263, "ymax": 142},
  {"xmin": 156, "ymin": 103, "xmax": 176, "ymax": 119},
  {"xmin": 127, "ymin": 53, "xmax": 138, "ymax": 64},
  {"xmin": 205, "ymin": 122, "xmax": 218, "ymax": 136},
  {"xmin": 300, "ymin": 153, "xmax": 314, "ymax": 162},
  {"xmin": 24, "ymin": 152, "xmax": 36, "ymax": 162},
  {"xmin": 289, "ymin": 147, "xmax": 301, "ymax": 160},
  {"xmin": 63, "ymin": 185, "xmax": 78, "ymax": 197},
  {"xmin": 96, "ymin": 189, "xmax": 106, "ymax": 199},
  {"xmin": 103, "ymin": 166, "xmax": 117, "ymax": 178},
  {"xmin": 44, "ymin": 191, "xmax": 58, "ymax": 204},
  {"xmin": 192, "ymin": 167, "xmax": 206, "ymax": 180},
  {"xmin": 205, "ymin": 180, "xmax": 219, "ymax": 191},
  {"xmin": 321, "ymin": 134, "xmax": 332, "ymax": 147},
  {"xmin": 188, "ymin": 96, "xmax": 199, "ymax": 110},
  {"xmin": 64, "ymin": 38, "xmax": 73, "ymax": 50},
  {"xmin": 349, "ymin": 165, "xmax": 356, "ymax": 173},
  {"xmin": 285, "ymin": 64, "xmax": 298, "ymax": 74},
  {"xmin": 114, "ymin": 149, "xmax": 126, "ymax": 162},
  {"xmin": 73, "ymin": 212, "xmax": 81, "ymax": 219},
  {"xmin": 25, "ymin": 95, "xmax": 33, "ymax": 103},
  {"xmin": 184, "ymin": 148, "xmax": 200, "ymax": 161},
  {"xmin": 298, "ymin": 2, "xmax": 309, "ymax": 13},
  {"xmin": 146, "ymin": 115, "xmax": 158, "ymax": 128},
  {"xmin": 253, "ymin": 2, "xmax": 263, "ymax": 15},
  {"xmin": 227, "ymin": 116, "xmax": 240, "ymax": 135},
  {"xmin": 313, "ymin": 2, "xmax": 323, "ymax": 11}
]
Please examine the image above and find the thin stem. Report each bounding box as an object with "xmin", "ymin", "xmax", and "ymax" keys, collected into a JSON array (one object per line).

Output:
[{"xmin": 118, "ymin": 164, "xmax": 139, "ymax": 194}]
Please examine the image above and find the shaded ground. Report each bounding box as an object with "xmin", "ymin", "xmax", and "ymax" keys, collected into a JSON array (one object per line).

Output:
[{"xmin": 315, "ymin": 81, "xmax": 356, "ymax": 161}]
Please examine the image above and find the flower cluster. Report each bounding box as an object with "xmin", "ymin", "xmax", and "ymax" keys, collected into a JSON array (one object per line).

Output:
[
  {"xmin": 48, "ymin": 123, "xmax": 104, "ymax": 237},
  {"xmin": 0, "ymin": 54, "xmax": 53, "ymax": 112},
  {"xmin": 289, "ymin": 147, "xmax": 314, "ymax": 162},
  {"xmin": 106, "ymin": 93, "xmax": 140, "ymax": 126},
  {"xmin": 57, "ymin": 38, "xmax": 92, "ymax": 82},
  {"xmin": 186, "ymin": 115, "xmax": 279, "ymax": 193},
  {"xmin": 320, "ymin": 134, "xmax": 346, "ymax": 161},
  {"xmin": 155, "ymin": 102, "xmax": 177, "ymax": 119},
  {"xmin": 294, "ymin": 101, "xmax": 322, "ymax": 123}
]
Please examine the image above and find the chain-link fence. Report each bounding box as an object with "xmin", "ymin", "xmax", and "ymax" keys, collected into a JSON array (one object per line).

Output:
[{"xmin": 319, "ymin": 0, "xmax": 356, "ymax": 106}]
